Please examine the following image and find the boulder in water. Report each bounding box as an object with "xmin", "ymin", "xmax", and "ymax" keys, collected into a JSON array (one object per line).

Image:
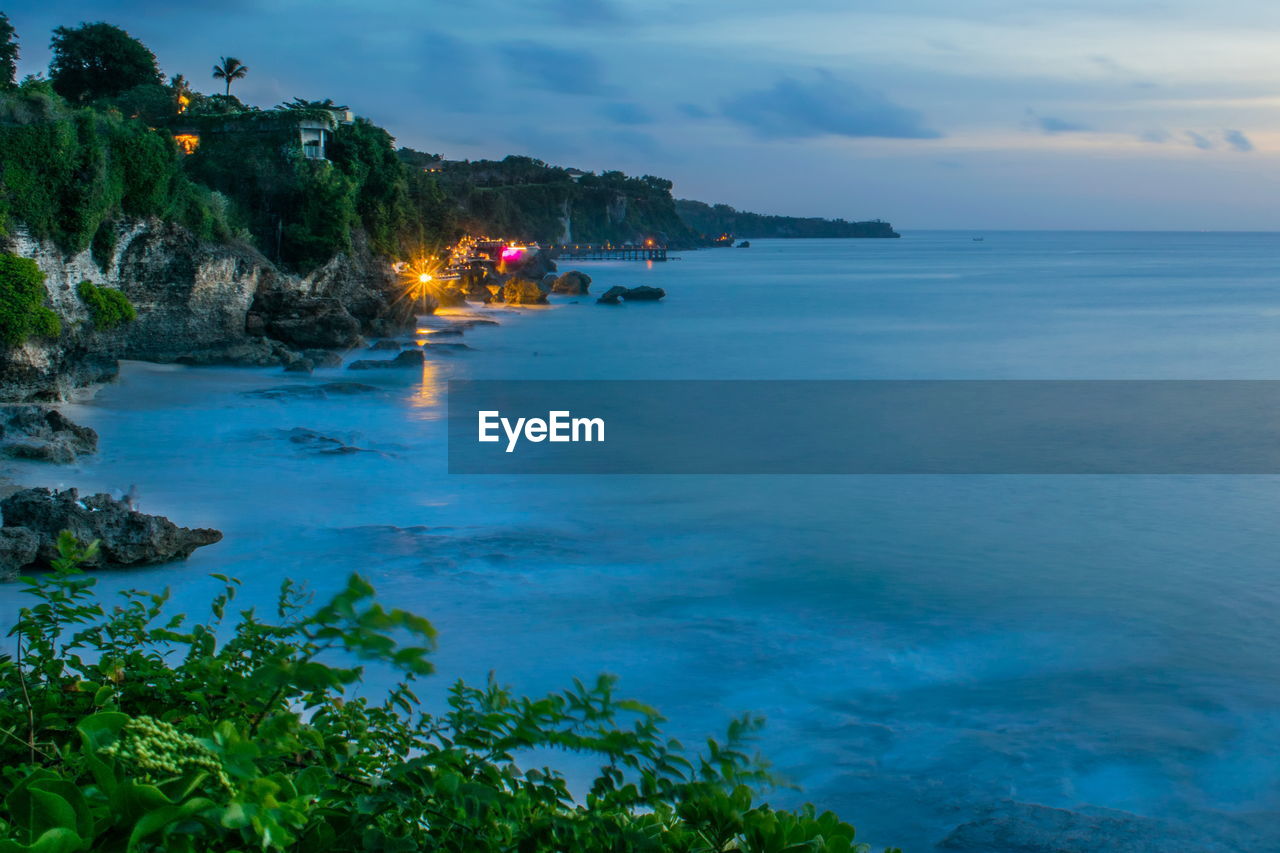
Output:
[
  {"xmin": 551, "ymin": 271, "xmax": 592, "ymax": 295},
  {"xmin": 369, "ymin": 339, "xmax": 402, "ymax": 351},
  {"xmin": 0, "ymin": 487, "xmax": 222, "ymax": 569},
  {"xmin": 500, "ymin": 278, "xmax": 549, "ymax": 305},
  {"xmin": 0, "ymin": 407, "xmax": 98, "ymax": 464},
  {"xmin": 303, "ymin": 349, "xmax": 344, "ymax": 368},
  {"xmin": 622, "ymin": 285, "xmax": 665, "ymax": 301},
  {"xmin": 596, "ymin": 286, "xmax": 629, "ymax": 305},
  {"xmin": 347, "ymin": 350, "xmax": 425, "ymax": 370},
  {"xmin": 0, "ymin": 526, "xmax": 39, "ymax": 579}
]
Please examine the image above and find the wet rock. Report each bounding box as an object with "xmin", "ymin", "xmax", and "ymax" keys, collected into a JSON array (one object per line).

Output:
[
  {"xmin": 347, "ymin": 350, "xmax": 425, "ymax": 370},
  {"xmin": 260, "ymin": 296, "xmax": 363, "ymax": 349},
  {"xmin": 0, "ymin": 526, "xmax": 39, "ymax": 580},
  {"xmin": 319, "ymin": 382, "xmax": 384, "ymax": 395},
  {"xmin": 0, "ymin": 487, "xmax": 222, "ymax": 568},
  {"xmin": 551, "ymin": 270, "xmax": 592, "ymax": 295},
  {"xmin": 500, "ymin": 278, "xmax": 549, "ymax": 305},
  {"xmin": 368, "ymin": 339, "xmax": 402, "ymax": 351},
  {"xmin": 302, "ymin": 349, "xmax": 344, "ymax": 368},
  {"xmin": 508, "ymin": 248, "xmax": 557, "ymax": 281},
  {"xmin": 434, "ymin": 285, "xmax": 470, "ymax": 308},
  {"xmin": 622, "ymin": 285, "xmax": 665, "ymax": 301},
  {"xmin": 245, "ymin": 382, "xmax": 384, "ymax": 400},
  {"xmin": 597, "ymin": 286, "xmax": 629, "ymax": 305},
  {"xmin": 0, "ymin": 406, "xmax": 99, "ymax": 463},
  {"xmin": 423, "ymin": 342, "xmax": 472, "ymax": 352},
  {"xmin": 284, "ymin": 359, "xmax": 314, "ymax": 374}
]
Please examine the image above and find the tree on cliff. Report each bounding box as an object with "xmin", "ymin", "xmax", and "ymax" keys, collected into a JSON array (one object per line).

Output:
[
  {"xmin": 0, "ymin": 13, "xmax": 18, "ymax": 88},
  {"xmin": 212, "ymin": 56, "xmax": 248, "ymax": 95},
  {"xmin": 48, "ymin": 22, "xmax": 162, "ymax": 102}
]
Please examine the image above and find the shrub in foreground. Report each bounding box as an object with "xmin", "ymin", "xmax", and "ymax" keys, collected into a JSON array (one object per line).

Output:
[{"xmin": 0, "ymin": 535, "xmax": 897, "ymax": 852}]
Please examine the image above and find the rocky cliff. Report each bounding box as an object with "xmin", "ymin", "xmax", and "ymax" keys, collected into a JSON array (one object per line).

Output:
[{"xmin": 0, "ymin": 219, "xmax": 414, "ymax": 401}]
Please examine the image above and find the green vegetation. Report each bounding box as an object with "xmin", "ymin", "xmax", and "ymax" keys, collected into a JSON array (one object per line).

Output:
[
  {"xmin": 49, "ymin": 22, "xmax": 162, "ymax": 103},
  {"xmin": 2, "ymin": 14, "xmax": 899, "ymax": 289},
  {"xmin": 0, "ymin": 253, "xmax": 60, "ymax": 346},
  {"xmin": 0, "ymin": 537, "xmax": 896, "ymax": 853},
  {"xmin": 211, "ymin": 57, "xmax": 248, "ymax": 97},
  {"xmin": 675, "ymin": 201, "xmax": 900, "ymax": 240},
  {"xmin": 0, "ymin": 13, "xmax": 17, "ymax": 89},
  {"xmin": 0, "ymin": 80, "xmax": 235, "ymax": 255},
  {"xmin": 424, "ymin": 154, "xmax": 701, "ymax": 247},
  {"xmin": 181, "ymin": 111, "xmax": 444, "ymax": 271},
  {"xmin": 76, "ymin": 280, "xmax": 136, "ymax": 329}
]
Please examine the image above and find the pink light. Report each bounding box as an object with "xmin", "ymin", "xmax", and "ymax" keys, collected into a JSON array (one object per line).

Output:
[{"xmin": 500, "ymin": 246, "xmax": 524, "ymax": 263}]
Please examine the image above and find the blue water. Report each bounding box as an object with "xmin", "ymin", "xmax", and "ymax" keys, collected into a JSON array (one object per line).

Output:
[{"xmin": 6, "ymin": 232, "xmax": 1280, "ymax": 850}]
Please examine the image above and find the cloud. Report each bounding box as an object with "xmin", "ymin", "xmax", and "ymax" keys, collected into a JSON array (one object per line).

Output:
[
  {"xmin": 600, "ymin": 101, "xmax": 653, "ymax": 125},
  {"xmin": 1185, "ymin": 130, "xmax": 1214, "ymax": 150},
  {"xmin": 721, "ymin": 71, "xmax": 940, "ymax": 140},
  {"xmin": 1032, "ymin": 113, "xmax": 1092, "ymax": 134},
  {"xmin": 1224, "ymin": 129, "xmax": 1253, "ymax": 152},
  {"xmin": 500, "ymin": 40, "xmax": 608, "ymax": 95},
  {"xmin": 677, "ymin": 103, "xmax": 712, "ymax": 119},
  {"xmin": 418, "ymin": 31, "xmax": 488, "ymax": 110},
  {"xmin": 1139, "ymin": 129, "xmax": 1172, "ymax": 144}
]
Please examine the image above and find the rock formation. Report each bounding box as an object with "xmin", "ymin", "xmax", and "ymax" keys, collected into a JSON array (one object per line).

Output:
[
  {"xmin": 0, "ymin": 406, "xmax": 98, "ymax": 463},
  {"xmin": 551, "ymin": 270, "xmax": 592, "ymax": 295},
  {"xmin": 348, "ymin": 350, "xmax": 425, "ymax": 370},
  {"xmin": 597, "ymin": 285, "xmax": 666, "ymax": 304},
  {"xmin": 0, "ymin": 487, "xmax": 222, "ymax": 572},
  {"xmin": 0, "ymin": 219, "xmax": 416, "ymax": 401}
]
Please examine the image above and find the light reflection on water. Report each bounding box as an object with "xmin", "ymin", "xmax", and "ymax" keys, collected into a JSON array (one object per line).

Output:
[{"xmin": 5, "ymin": 234, "xmax": 1280, "ymax": 851}]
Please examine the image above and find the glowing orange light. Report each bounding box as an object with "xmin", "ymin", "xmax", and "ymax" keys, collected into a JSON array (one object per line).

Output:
[
  {"xmin": 173, "ymin": 133, "xmax": 200, "ymax": 155},
  {"xmin": 418, "ymin": 273, "xmax": 432, "ymax": 283}
]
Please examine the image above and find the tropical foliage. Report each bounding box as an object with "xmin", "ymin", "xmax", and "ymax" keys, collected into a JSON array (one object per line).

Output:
[
  {"xmin": 0, "ymin": 80, "xmax": 234, "ymax": 256},
  {"xmin": 76, "ymin": 280, "xmax": 136, "ymax": 330},
  {"xmin": 0, "ymin": 252, "xmax": 59, "ymax": 346},
  {"xmin": 49, "ymin": 23, "xmax": 162, "ymax": 103},
  {"xmin": 211, "ymin": 57, "xmax": 248, "ymax": 96},
  {"xmin": 0, "ymin": 13, "xmax": 17, "ymax": 89},
  {"xmin": 0, "ymin": 537, "xmax": 897, "ymax": 853},
  {"xmin": 425, "ymin": 154, "xmax": 701, "ymax": 247},
  {"xmin": 674, "ymin": 201, "xmax": 899, "ymax": 240}
]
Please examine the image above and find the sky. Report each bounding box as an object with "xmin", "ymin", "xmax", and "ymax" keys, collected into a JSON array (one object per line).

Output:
[{"xmin": 8, "ymin": 0, "xmax": 1280, "ymax": 230}]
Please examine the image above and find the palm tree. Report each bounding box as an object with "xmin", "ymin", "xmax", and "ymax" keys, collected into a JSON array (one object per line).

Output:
[{"xmin": 211, "ymin": 57, "xmax": 248, "ymax": 96}]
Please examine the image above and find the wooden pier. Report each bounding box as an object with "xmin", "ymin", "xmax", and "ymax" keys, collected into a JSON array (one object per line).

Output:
[{"xmin": 550, "ymin": 243, "xmax": 670, "ymax": 262}]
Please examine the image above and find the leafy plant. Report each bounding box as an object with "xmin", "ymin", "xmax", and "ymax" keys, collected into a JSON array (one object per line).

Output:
[
  {"xmin": 0, "ymin": 81, "xmax": 235, "ymax": 254},
  {"xmin": 0, "ymin": 252, "xmax": 60, "ymax": 347},
  {"xmin": 211, "ymin": 57, "xmax": 248, "ymax": 97},
  {"xmin": 49, "ymin": 23, "xmax": 162, "ymax": 103},
  {"xmin": 76, "ymin": 280, "xmax": 136, "ymax": 330},
  {"xmin": 0, "ymin": 537, "xmax": 897, "ymax": 852}
]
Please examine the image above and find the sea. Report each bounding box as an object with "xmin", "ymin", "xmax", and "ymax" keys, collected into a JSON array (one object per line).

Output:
[{"xmin": 6, "ymin": 231, "xmax": 1280, "ymax": 851}]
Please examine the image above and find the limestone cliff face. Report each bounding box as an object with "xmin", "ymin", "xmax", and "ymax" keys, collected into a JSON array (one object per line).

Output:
[{"xmin": 0, "ymin": 220, "xmax": 413, "ymax": 401}]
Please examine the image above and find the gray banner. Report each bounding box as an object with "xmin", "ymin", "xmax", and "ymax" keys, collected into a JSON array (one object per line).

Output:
[{"xmin": 446, "ymin": 380, "xmax": 1280, "ymax": 474}]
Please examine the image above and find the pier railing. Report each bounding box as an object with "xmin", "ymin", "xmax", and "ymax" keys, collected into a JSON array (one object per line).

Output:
[{"xmin": 550, "ymin": 244, "xmax": 670, "ymax": 261}]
